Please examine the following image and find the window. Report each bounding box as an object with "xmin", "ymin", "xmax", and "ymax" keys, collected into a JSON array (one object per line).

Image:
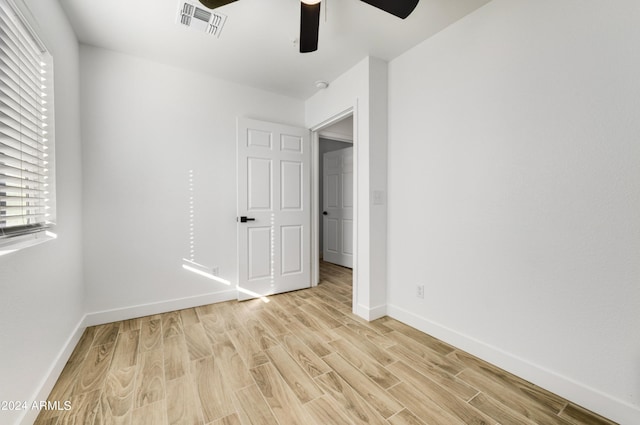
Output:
[{"xmin": 0, "ymin": 0, "xmax": 55, "ymax": 249}]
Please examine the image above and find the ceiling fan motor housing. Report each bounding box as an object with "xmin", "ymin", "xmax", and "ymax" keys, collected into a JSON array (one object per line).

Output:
[{"xmin": 300, "ymin": 2, "xmax": 321, "ymax": 53}]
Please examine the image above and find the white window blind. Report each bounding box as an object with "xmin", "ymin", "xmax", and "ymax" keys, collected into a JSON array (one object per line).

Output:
[{"xmin": 0, "ymin": 0, "xmax": 54, "ymax": 242}]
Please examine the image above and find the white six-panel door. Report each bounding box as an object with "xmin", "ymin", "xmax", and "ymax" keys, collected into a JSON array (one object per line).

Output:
[
  {"xmin": 323, "ymin": 147, "xmax": 353, "ymax": 268},
  {"xmin": 237, "ymin": 118, "xmax": 311, "ymax": 300}
]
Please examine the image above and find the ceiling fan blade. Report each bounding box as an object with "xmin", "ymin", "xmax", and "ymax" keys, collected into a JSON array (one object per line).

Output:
[
  {"xmin": 359, "ymin": 0, "xmax": 419, "ymax": 19},
  {"xmin": 300, "ymin": 1, "xmax": 321, "ymax": 53},
  {"xmin": 198, "ymin": 0, "xmax": 238, "ymax": 10}
]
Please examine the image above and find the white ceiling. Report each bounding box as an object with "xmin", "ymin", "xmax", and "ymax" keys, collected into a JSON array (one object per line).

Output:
[{"xmin": 58, "ymin": 0, "xmax": 490, "ymax": 99}]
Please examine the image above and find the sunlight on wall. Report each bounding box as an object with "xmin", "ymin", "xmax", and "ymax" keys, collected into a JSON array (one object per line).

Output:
[
  {"xmin": 188, "ymin": 169, "xmax": 195, "ymax": 262},
  {"xmin": 181, "ymin": 169, "xmax": 227, "ymax": 284},
  {"xmin": 270, "ymin": 213, "xmax": 275, "ymax": 290},
  {"xmin": 182, "ymin": 259, "xmax": 230, "ymax": 285}
]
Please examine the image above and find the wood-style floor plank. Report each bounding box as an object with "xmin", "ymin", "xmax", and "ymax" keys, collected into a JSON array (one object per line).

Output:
[
  {"xmin": 183, "ymin": 323, "xmax": 213, "ymax": 361},
  {"xmin": 244, "ymin": 317, "xmax": 280, "ymax": 350},
  {"xmin": 191, "ymin": 356, "xmax": 234, "ymax": 423},
  {"xmin": 560, "ymin": 403, "xmax": 619, "ymax": 425},
  {"xmin": 315, "ymin": 371, "xmax": 387, "ymax": 425},
  {"xmin": 179, "ymin": 308, "xmax": 200, "ymax": 327},
  {"xmin": 57, "ymin": 389, "xmax": 102, "ymax": 425},
  {"xmin": 387, "ymin": 344, "xmax": 478, "ymax": 401},
  {"xmin": 457, "ymin": 367, "xmax": 575, "ymax": 425},
  {"xmin": 37, "ymin": 261, "xmax": 617, "ymax": 425},
  {"xmin": 33, "ymin": 416, "xmax": 60, "ymax": 425},
  {"xmin": 110, "ymin": 330, "xmax": 140, "ymax": 371},
  {"xmin": 95, "ymin": 366, "xmax": 137, "ymax": 425},
  {"xmin": 322, "ymin": 352, "xmax": 403, "ymax": 419},
  {"xmin": 234, "ymin": 385, "xmax": 279, "ymax": 425},
  {"xmin": 72, "ymin": 343, "xmax": 115, "ymax": 395},
  {"xmin": 366, "ymin": 317, "xmax": 395, "ymax": 335},
  {"xmin": 200, "ymin": 314, "xmax": 228, "ymax": 344},
  {"xmin": 386, "ymin": 330, "xmax": 464, "ymax": 375},
  {"xmin": 451, "ymin": 349, "xmax": 568, "ymax": 413},
  {"xmin": 255, "ymin": 309, "xmax": 289, "ymax": 337},
  {"xmin": 212, "ymin": 339, "xmax": 254, "ymax": 391},
  {"xmin": 387, "ymin": 382, "xmax": 464, "ymax": 425},
  {"xmin": 93, "ymin": 323, "xmax": 120, "ymax": 347},
  {"xmin": 284, "ymin": 319, "xmax": 334, "ymax": 357},
  {"xmin": 469, "ymin": 392, "xmax": 539, "ymax": 425},
  {"xmin": 135, "ymin": 349, "xmax": 164, "ymax": 408},
  {"xmin": 383, "ymin": 319, "xmax": 454, "ymax": 356},
  {"xmin": 298, "ymin": 303, "xmax": 343, "ymax": 329},
  {"xmin": 215, "ymin": 301, "xmax": 242, "ymax": 331},
  {"xmin": 210, "ymin": 413, "xmax": 242, "ymax": 425},
  {"xmin": 139, "ymin": 319, "xmax": 162, "ymax": 353},
  {"xmin": 162, "ymin": 311, "xmax": 184, "ymax": 340},
  {"xmin": 265, "ymin": 345, "xmax": 323, "ymax": 404},
  {"xmin": 165, "ymin": 375, "xmax": 203, "ymax": 425},
  {"xmin": 121, "ymin": 318, "xmax": 142, "ymax": 334},
  {"xmin": 131, "ymin": 401, "xmax": 167, "ymax": 425},
  {"xmin": 292, "ymin": 311, "xmax": 337, "ymax": 342},
  {"xmin": 305, "ymin": 395, "xmax": 355, "ymax": 425},
  {"xmin": 250, "ymin": 362, "xmax": 315, "ymax": 425},
  {"xmin": 387, "ymin": 361, "xmax": 495, "ymax": 425},
  {"xmin": 163, "ymin": 336, "xmax": 190, "ymax": 381},
  {"xmin": 332, "ymin": 325, "xmax": 395, "ymax": 366},
  {"xmin": 226, "ymin": 326, "xmax": 270, "ymax": 369},
  {"xmin": 328, "ymin": 338, "xmax": 400, "ymax": 390},
  {"xmin": 387, "ymin": 409, "xmax": 428, "ymax": 425},
  {"xmin": 277, "ymin": 332, "xmax": 330, "ymax": 378}
]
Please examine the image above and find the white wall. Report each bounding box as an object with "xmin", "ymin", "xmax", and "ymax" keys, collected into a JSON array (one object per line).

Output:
[
  {"xmin": 0, "ymin": 1, "xmax": 85, "ymax": 424},
  {"xmin": 306, "ymin": 56, "xmax": 389, "ymax": 320},
  {"xmin": 80, "ymin": 46, "xmax": 305, "ymax": 319},
  {"xmin": 387, "ymin": 0, "xmax": 640, "ymax": 423}
]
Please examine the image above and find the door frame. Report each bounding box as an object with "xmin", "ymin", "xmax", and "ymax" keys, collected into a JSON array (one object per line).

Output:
[{"xmin": 310, "ymin": 107, "xmax": 358, "ymax": 311}]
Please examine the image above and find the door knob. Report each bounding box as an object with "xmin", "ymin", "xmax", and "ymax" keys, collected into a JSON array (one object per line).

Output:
[
  {"xmin": 239, "ymin": 216, "xmax": 256, "ymax": 223},
  {"xmin": 322, "ymin": 211, "xmax": 328, "ymax": 216}
]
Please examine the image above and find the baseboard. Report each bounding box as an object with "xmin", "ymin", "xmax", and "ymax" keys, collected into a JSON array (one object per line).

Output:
[
  {"xmin": 18, "ymin": 315, "xmax": 88, "ymax": 425},
  {"xmin": 84, "ymin": 289, "xmax": 238, "ymax": 326},
  {"xmin": 355, "ymin": 303, "xmax": 387, "ymax": 321},
  {"xmin": 387, "ymin": 304, "xmax": 640, "ymax": 425}
]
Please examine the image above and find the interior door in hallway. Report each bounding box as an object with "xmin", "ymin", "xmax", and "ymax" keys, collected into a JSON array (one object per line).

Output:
[
  {"xmin": 237, "ymin": 118, "xmax": 311, "ymax": 300},
  {"xmin": 323, "ymin": 147, "xmax": 353, "ymax": 268}
]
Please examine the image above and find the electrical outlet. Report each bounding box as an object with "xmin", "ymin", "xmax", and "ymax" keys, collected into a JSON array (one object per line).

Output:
[
  {"xmin": 212, "ymin": 267, "xmax": 219, "ymax": 276},
  {"xmin": 416, "ymin": 284, "xmax": 424, "ymax": 299}
]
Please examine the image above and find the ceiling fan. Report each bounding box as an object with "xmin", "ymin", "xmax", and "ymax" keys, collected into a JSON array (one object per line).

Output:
[{"xmin": 196, "ymin": 0, "xmax": 420, "ymax": 53}]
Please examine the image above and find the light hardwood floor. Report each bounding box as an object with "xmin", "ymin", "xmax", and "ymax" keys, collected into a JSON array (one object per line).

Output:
[{"xmin": 35, "ymin": 261, "xmax": 617, "ymax": 425}]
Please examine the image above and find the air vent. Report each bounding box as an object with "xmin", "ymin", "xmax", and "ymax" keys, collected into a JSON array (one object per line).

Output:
[
  {"xmin": 193, "ymin": 7, "xmax": 211, "ymax": 22},
  {"xmin": 182, "ymin": 3, "xmax": 194, "ymax": 15},
  {"xmin": 177, "ymin": 1, "xmax": 227, "ymax": 38}
]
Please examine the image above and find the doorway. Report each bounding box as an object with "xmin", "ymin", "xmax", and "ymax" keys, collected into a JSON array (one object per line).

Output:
[{"xmin": 311, "ymin": 112, "xmax": 355, "ymax": 291}]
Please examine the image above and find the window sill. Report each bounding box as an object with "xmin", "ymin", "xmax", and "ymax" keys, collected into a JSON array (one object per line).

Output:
[{"xmin": 0, "ymin": 230, "xmax": 58, "ymax": 257}]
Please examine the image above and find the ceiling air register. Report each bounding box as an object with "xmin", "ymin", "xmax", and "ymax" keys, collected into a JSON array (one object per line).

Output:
[{"xmin": 178, "ymin": 0, "xmax": 227, "ymax": 37}]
